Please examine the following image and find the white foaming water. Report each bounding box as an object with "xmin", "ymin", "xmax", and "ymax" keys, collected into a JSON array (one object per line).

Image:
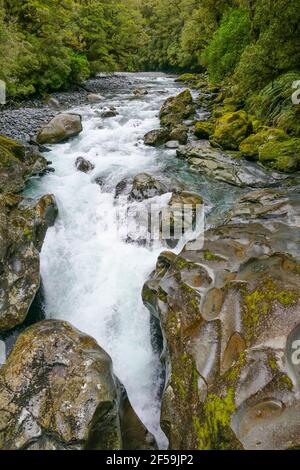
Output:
[{"xmin": 26, "ymin": 73, "xmax": 185, "ymax": 449}]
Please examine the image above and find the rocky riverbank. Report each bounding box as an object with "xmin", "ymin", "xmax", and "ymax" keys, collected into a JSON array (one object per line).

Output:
[
  {"xmin": 139, "ymin": 77, "xmax": 300, "ymax": 449},
  {"xmin": 0, "ymin": 74, "xmax": 134, "ymax": 142}
]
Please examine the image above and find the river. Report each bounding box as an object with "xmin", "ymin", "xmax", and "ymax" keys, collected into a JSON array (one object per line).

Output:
[{"xmin": 24, "ymin": 72, "xmax": 244, "ymax": 448}]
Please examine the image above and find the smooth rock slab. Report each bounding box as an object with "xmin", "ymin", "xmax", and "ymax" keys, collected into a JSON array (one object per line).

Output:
[
  {"xmin": 0, "ymin": 193, "xmax": 58, "ymax": 332},
  {"xmin": 177, "ymin": 141, "xmax": 289, "ymax": 188}
]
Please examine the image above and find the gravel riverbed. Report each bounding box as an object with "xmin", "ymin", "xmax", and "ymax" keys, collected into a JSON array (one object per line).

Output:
[{"xmin": 0, "ymin": 74, "xmax": 135, "ymax": 142}]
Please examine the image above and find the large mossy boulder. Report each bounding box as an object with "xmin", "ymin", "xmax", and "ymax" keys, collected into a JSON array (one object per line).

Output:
[
  {"xmin": 0, "ymin": 320, "xmax": 157, "ymax": 450},
  {"xmin": 213, "ymin": 110, "xmax": 253, "ymax": 150},
  {"xmin": 0, "ymin": 194, "xmax": 58, "ymax": 332},
  {"xmin": 276, "ymin": 107, "xmax": 300, "ymax": 138},
  {"xmin": 36, "ymin": 113, "xmax": 82, "ymax": 145},
  {"xmin": 239, "ymin": 128, "xmax": 289, "ymax": 160},
  {"xmin": 258, "ymin": 138, "xmax": 300, "ymax": 172},
  {"xmin": 0, "ymin": 135, "xmax": 48, "ymax": 193},
  {"xmin": 160, "ymin": 90, "xmax": 195, "ymax": 129},
  {"xmin": 194, "ymin": 121, "xmax": 214, "ymax": 140},
  {"xmin": 142, "ymin": 188, "xmax": 300, "ymax": 449}
]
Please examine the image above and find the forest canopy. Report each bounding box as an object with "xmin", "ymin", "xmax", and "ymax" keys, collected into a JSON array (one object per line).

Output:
[{"xmin": 0, "ymin": 0, "xmax": 299, "ymax": 100}]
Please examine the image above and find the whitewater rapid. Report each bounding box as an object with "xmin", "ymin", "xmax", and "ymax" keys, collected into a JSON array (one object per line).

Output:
[{"xmin": 25, "ymin": 73, "xmax": 191, "ymax": 448}]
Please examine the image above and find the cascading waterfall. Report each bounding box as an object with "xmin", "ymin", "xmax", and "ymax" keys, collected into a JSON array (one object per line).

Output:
[
  {"xmin": 24, "ymin": 72, "xmax": 243, "ymax": 449},
  {"xmin": 24, "ymin": 73, "xmax": 187, "ymax": 449}
]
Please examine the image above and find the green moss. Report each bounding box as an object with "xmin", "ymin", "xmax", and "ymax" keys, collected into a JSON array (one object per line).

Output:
[
  {"xmin": 258, "ymin": 138, "xmax": 300, "ymax": 173},
  {"xmin": 194, "ymin": 121, "xmax": 214, "ymax": 140},
  {"xmin": 239, "ymin": 128, "xmax": 289, "ymax": 160},
  {"xmin": 172, "ymin": 354, "xmax": 199, "ymax": 401},
  {"xmin": 276, "ymin": 108, "xmax": 300, "ymax": 138},
  {"xmin": 193, "ymin": 388, "xmax": 236, "ymax": 450},
  {"xmin": 175, "ymin": 257, "xmax": 190, "ymax": 270},
  {"xmin": 173, "ymin": 374, "xmax": 187, "ymax": 400},
  {"xmin": 243, "ymin": 279, "xmax": 297, "ymax": 340},
  {"xmin": 23, "ymin": 227, "xmax": 33, "ymax": 241},
  {"xmin": 212, "ymin": 110, "xmax": 253, "ymax": 150},
  {"xmin": 0, "ymin": 135, "xmax": 25, "ymax": 160},
  {"xmin": 203, "ymin": 250, "xmax": 225, "ymax": 262},
  {"xmin": 278, "ymin": 373, "xmax": 293, "ymax": 392},
  {"xmin": 175, "ymin": 73, "xmax": 199, "ymax": 83},
  {"xmin": 268, "ymin": 355, "xmax": 278, "ymax": 371},
  {"xmin": 225, "ymin": 352, "xmax": 245, "ymax": 383}
]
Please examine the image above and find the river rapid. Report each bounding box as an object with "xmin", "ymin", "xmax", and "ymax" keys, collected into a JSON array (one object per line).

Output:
[{"xmin": 24, "ymin": 73, "xmax": 244, "ymax": 448}]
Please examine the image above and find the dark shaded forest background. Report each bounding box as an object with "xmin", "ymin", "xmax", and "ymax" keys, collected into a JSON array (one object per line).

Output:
[{"xmin": 0, "ymin": 0, "xmax": 299, "ymax": 108}]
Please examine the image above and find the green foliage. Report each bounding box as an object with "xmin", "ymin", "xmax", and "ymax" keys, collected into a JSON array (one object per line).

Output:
[
  {"xmin": 202, "ymin": 8, "xmax": 251, "ymax": 83},
  {"xmin": 234, "ymin": 0, "xmax": 300, "ymax": 96},
  {"xmin": 0, "ymin": 0, "xmax": 145, "ymax": 98},
  {"xmin": 247, "ymin": 72, "xmax": 300, "ymax": 122}
]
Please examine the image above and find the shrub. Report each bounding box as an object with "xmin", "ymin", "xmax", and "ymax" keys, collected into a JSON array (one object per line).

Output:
[{"xmin": 202, "ymin": 8, "xmax": 251, "ymax": 83}]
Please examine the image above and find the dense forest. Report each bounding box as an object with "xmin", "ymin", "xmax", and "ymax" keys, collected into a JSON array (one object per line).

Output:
[{"xmin": 1, "ymin": 0, "xmax": 299, "ymax": 100}]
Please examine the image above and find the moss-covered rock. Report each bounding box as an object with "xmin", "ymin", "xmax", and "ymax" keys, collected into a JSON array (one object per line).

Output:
[
  {"xmin": 0, "ymin": 135, "xmax": 48, "ymax": 194},
  {"xmin": 212, "ymin": 110, "xmax": 253, "ymax": 150},
  {"xmin": 169, "ymin": 125, "xmax": 188, "ymax": 144},
  {"xmin": 129, "ymin": 173, "xmax": 167, "ymax": 201},
  {"xmin": 275, "ymin": 107, "xmax": 300, "ymax": 138},
  {"xmin": 258, "ymin": 138, "xmax": 300, "ymax": 172},
  {"xmin": 175, "ymin": 73, "xmax": 199, "ymax": 83},
  {"xmin": 160, "ymin": 90, "xmax": 195, "ymax": 128},
  {"xmin": 239, "ymin": 128, "xmax": 289, "ymax": 160},
  {"xmin": 194, "ymin": 121, "xmax": 214, "ymax": 140},
  {"xmin": 144, "ymin": 128, "xmax": 170, "ymax": 147},
  {"xmin": 142, "ymin": 188, "xmax": 300, "ymax": 449},
  {"xmin": 0, "ymin": 193, "xmax": 58, "ymax": 332},
  {"xmin": 0, "ymin": 320, "xmax": 157, "ymax": 450}
]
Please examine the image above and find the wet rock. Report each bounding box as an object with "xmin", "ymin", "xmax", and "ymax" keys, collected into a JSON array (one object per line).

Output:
[
  {"xmin": 0, "ymin": 320, "xmax": 157, "ymax": 450},
  {"xmin": 87, "ymin": 93, "xmax": 104, "ymax": 103},
  {"xmin": 75, "ymin": 157, "xmax": 95, "ymax": 173},
  {"xmin": 143, "ymin": 183, "xmax": 300, "ymax": 449},
  {"xmin": 101, "ymin": 110, "xmax": 119, "ymax": 118},
  {"xmin": 144, "ymin": 128, "xmax": 170, "ymax": 147},
  {"xmin": 161, "ymin": 191, "xmax": 203, "ymax": 247},
  {"xmin": 212, "ymin": 110, "xmax": 253, "ymax": 150},
  {"xmin": 194, "ymin": 121, "xmax": 214, "ymax": 140},
  {"xmin": 169, "ymin": 191, "xmax": 203, "ymax": 207},
  {"xmin": 114, "ymin": 177, "xmax": 133, "ymax": 199},
  {"xmin": 36, "ymin": 113, "xmax": 82, "ymax": 145},
  {"xmin": 160, "ymin": 90, "xmax": 195, "ymax": 129},
  {"xmin": 0, "ymin": 135, "xmax": 48, "ymax": 194},
  {"xmin": 129, "ymin": 173, "xmax": 167, "ymax": 201},
  {"xmin": 165, "ymin": 141, "xmax": 180, "ymax": 149},
  {"xmin": 177, "ymin": 141, "xmax": 288, "ymax": 188},
  {"xmin": 169, "ymin": 125, "xmax": 188, "ymax": 145},
  {"xmin": 133, "ymin": 88, "xmax": 148, "ymax": 97},
  {"xmin": 0, "ymin": 194, "xmax": 58, "ymax": 332}
]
